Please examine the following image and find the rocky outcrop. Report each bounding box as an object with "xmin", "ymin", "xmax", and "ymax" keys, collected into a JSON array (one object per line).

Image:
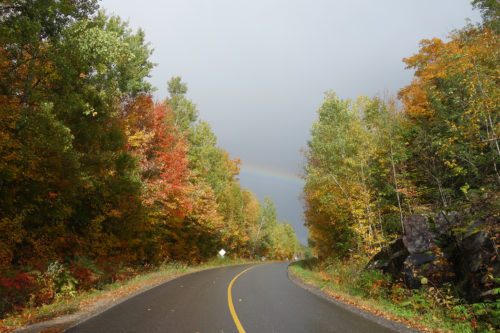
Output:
[
  {"xmin": 367, "ymin": 213, "xmax": 500, "ymax": 302},
  {"xmin": 366, "ymin": 239, "xmax": 408, "ymax": 280},
  {"xmin": 403, "ymin": 253, "xmax": 436, "ymax": 289},
  {"xmin": 433, "ymin": 211, "xmax": 459, "ymax": 236},
  {"xmin": 456, "ymin": 229, "xmax": 500, "ymax": 302},
  {"xmin": 403, "ymin": 214, "xmax": 434, "ymax": 254}
]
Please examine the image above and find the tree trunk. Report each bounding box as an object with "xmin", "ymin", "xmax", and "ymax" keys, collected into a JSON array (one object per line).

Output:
[{"xmin": 390, "ymin": 140, "xmax": 405, "ymax": 234}]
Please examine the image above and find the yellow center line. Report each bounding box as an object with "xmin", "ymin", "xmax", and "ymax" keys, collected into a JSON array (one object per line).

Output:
[{"xmin": 227, "ymin": 265, "xmax": 259, "ymax": 333}]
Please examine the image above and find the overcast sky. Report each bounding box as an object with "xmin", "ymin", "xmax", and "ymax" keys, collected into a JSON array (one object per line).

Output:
[{"xmin": 99, "ymin": 0, "xmax": 481, "ymax": 244}]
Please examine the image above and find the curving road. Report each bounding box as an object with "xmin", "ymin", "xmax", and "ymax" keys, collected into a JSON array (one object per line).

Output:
[{"xmin": 66, "ymin": 262, "xmax": 417, "ymax": 333}]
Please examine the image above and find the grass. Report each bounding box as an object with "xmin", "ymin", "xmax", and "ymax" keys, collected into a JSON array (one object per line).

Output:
[
  {"xmin": 289, "ymin": 259, "xmax": 496, "ymax": 333},
  {"xmin": 0, "ymin": 257, "xmax": 257, "ymax": 332}
]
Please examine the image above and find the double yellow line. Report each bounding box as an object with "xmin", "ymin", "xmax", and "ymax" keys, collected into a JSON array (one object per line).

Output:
[{"xmin": 227, "ymin": 265, "xmax": 258, "ymax": 333}]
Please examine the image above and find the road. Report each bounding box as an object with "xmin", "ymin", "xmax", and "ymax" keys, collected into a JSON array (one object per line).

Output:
[{"xmin": 66, "ymin": 262, "xmax": 416, "ymax": 333}]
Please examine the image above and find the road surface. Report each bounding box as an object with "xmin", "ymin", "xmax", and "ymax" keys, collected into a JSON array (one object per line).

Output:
[{"xmin": 66, "ymin": 262, "xmax": 416, "ymax": 333}]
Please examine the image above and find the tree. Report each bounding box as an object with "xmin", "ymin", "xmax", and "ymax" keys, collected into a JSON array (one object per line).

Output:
[
  {"xmin": 398, "ymin": 26, "xmax": 499, "ymax": 208},
  {"xmin": 472, "ymin": 0, "xmax": 500, "ymax": 31},
  {"xmin": 166, "ymin": 77, "xmax": 198, "ymax": 132},
  {"xmin": 0, "ymin": 4, "xmax": 155, "ymax": 269},
  {"xmin": 303, "ymin": 93, "xmax": 364, "ymax": 258},
  {"xmin": 303, "ymin": 93, "xmax": 415, "ymax": 259}
]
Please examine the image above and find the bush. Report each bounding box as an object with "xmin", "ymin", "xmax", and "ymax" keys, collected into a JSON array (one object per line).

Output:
[
  {"xmin": 1, "ymin": 258, "xmax": 110, "ymax": 318},
  {"xmin": 70, "ymin": 256, "xmax": 103, "ymax": 290},
  {"xmin": 316, "ymin": 258, "xmax": 392, "ymax": 299},
  {"xmin": 0, "ymin": 272, "xmax": 37, "ymax": 316},
  {"xmin": 354, "ymin": 269, "xmax": 391, "ymax": 299}
]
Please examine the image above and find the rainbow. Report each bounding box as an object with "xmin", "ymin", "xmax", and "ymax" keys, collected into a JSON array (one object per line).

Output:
[{"xmin": 239, "ymin": 164, "xmax": 305, "ymax": 187}]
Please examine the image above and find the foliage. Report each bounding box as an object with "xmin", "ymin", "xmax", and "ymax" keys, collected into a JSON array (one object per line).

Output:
[
  {"xmin": 303, "ymin": 93, "xmax": 409, "ymax": 259},
  {"xmin": 303, "ymin": 0, "xmax": 499, "ymax": 263},
  {"xmin": 0, "ymin": 0, "xmax": 300, "ymax": 319},
  {"xmin": 472, "ymin": 0, "xmax": 500, "ymax": 32},
  {"xmin": 399, "ymin": 26, "xmax": 499, "ymax": 209},
  {"xmin": 291, "ymin": 260, "xmax": 498, "ymax": 332}
]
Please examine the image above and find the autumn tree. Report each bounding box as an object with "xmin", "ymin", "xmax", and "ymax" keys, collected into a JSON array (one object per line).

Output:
[
  {"xmin": 303, "ymin": 93, "xmax": 369, "ymax": 258},
  {"xmin": 398, "ymin": 25, "xmax": 499, "ymax": 209},
  {"xmin": 0, "ymin": 2, "xmax": 155, "ymax": 269}
]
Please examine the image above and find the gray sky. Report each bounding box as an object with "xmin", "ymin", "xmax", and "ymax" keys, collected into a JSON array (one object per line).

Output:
[{"xmin": 100, "ymin": 0, "xmax": 480, "ymax": 244}]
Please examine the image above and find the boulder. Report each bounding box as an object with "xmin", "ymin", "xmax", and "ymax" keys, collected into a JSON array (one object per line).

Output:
[
  {"xmin": 464, "ymin": 218, "xmax": 486, "ymax": 238},
  {"xmin": 462, "ymin": 230, "xmax": 490, "ymax": 272},
  {"xmin": 433, "ymin": 211, "xmax": 459, "ymax": 236},
  {"xmin": 403, "ymin": 215, "xmax": 433, "ymax": 254},
  {"xmin": 403, "ymin": 253, "xmax": 436, "ymax": 289},
  {"xmin": 456, "ymin": 228, "xmax": 500, "ymax": 302},
  {"xmin": 365, "ymin": 239, "xmax": 408, "ymax": 279},
  {"xmin": 402, "ymin": 245, "xmax": 456, "ymax": 289},
  {"xmin": 367, "ymin": 213, "xmax": 499, "ymax": 300}
]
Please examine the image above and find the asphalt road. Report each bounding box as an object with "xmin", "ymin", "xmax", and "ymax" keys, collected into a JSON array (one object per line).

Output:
[{"xmin": 66, "ymin": 262, "xmax": 416, "ymax": 333}]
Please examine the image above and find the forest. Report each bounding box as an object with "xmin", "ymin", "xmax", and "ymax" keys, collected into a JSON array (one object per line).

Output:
[
  {"xmin": 0, "ymin": 0, "xmax": 300, "ymax": 317},
  {"xmin": 302, "ymin": 0, "xmax": 499, "ymax": 330}
]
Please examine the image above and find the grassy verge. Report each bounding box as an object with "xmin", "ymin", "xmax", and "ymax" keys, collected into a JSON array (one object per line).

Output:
[
  {"xmin": 289, "ymin": 259, "xmax": 496, "ymax": 333},
  {"xmin": 0, "ymin": 257, "xmax": 256, "ymax": 332}
]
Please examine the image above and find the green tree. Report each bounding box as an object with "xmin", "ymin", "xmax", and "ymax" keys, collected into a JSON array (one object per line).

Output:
[
  {"xmin": 303, "ymin": 93, "xmax": 412, "ymax": 259},
  {"xmin": 303, "ymin": 93, "xmax": 362, "ymax": 258},
  {"xmin": 166, "ymin": 77, "xmax": 198, "ymax": 132},
  {"xmin": 472, "ymin": 0, "xmax": 500, "ymax": 31}
]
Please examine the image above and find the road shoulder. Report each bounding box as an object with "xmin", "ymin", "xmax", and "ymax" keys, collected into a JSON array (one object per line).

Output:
[
  {"xmin": 14, "ymin": 273, "xmax": 187, "ymax": 333},
  {"xmin": 287, "ymin": 264, "xmax": 421, "ymax": 333}
]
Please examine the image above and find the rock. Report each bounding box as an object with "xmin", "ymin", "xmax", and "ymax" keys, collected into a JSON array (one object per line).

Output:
[
  {"xmin": 403, "ymin": 215, "xmax": 433, "ymax": 254},
  {"xmin": 403, "ymin": 253, "xmax": 436, "ymax": 289},
  {"xmin": 402, "ymin": 245, "xmax": 455, "ymax": 289},
  {"xmin": 365, "ymin": 239, "xmax": 409, "ymax": 279},
  {"xmin": 433, "ymin": 211, "xmax": 459, "ymax": 236},
  {"xmin": 462, "ymin": 230, "xmax": 489, "ymax": 272},
  {"xmin": 367, "ymin": 213, "xmax": 499, "ymax": 301},
  {"xmin": 464, "ymin": 218, "xmax": 486, "ymax": 238},
  {"xmin": 456, "ymin": 227, "xmax": 500, "ymax": 302}
]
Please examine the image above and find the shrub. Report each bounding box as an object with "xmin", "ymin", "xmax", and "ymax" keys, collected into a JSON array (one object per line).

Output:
[
  {"xmin": 355, "ymin": 269, "xmax": 391, "ymax": 299},
  {"xmin": 0, "ymin": 272, "xmax": 37, "ymax": 316}
]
